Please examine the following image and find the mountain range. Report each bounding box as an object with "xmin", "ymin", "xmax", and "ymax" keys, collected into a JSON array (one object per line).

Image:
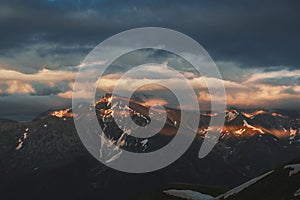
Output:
[{"xmin": 0, "ymin": 94, "xmax": 299, "ymax": 199}]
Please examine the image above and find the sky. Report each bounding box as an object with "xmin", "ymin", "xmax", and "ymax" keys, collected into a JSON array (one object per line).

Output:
[{"xmin": 0, "ymin": 0, "xmax": 299, "ymax": 120}]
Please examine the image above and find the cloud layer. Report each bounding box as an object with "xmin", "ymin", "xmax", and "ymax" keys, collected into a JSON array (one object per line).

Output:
[
  {"xmin": 0, "ymin": 0, "xmax": 299, "ymax": 120},
  {"xmin": 0, "ymin": 61, "xmax": 298, "ymax": 117}
]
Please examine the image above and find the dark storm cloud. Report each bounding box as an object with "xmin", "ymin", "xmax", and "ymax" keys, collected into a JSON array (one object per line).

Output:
[
  {"xmin": 281, "ymin": 87, "xmax": 298, "ymax": 95},
  {"xmin": 0, "ymin": 83, "xmax": 68, "ymax": 97},
  {"xmin": 258, "ymin": 76, "xmax": 300, "ymax": 86},
  {"xmin": 0, "ymin": 0, "xmax": 299, "ymax": 71},
  {"xmin": 31, "ymin": 81, "xmax": 70, "ymax": 96},
  {"xmin": 106, "ymin": 49, "xmax": 195, "ymax": 75}
]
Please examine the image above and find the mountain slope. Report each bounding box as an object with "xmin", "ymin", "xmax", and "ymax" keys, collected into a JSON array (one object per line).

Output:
[
  {"xmin": 149, "ymin": 160, "xmax": 300, "ymax": 200},
  {"xmin": 0, "ymin": 95, "xmax": 300, "ymax": 199}
]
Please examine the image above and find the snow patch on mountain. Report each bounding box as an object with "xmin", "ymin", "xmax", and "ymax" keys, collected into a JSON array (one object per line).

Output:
[
  {"xmin": 140, "ymin": 139, "xmax": 148, "ymax": 147},
  {"xmin": 295, "ymin": 188, "xmax": 300, "ymax": 197},
  {"xmin": 226, "ymin": 110, "xmax": 239, "ymax": 122},
  {"xmin": 15, "ymin": 128, "xmax": 29, "ymax": 151},
  {"xmin": 216, "ymin": 170, "xmax": 274, "ymax": 199},
  {"xmin": 163, "ymin": 189, "xmax": 213, "ymax": 200},
  {"xmin": 284, "ymin": 164, "xmax": 300, "ymax": 176},
  {"xmin": 243, "ymin": 120, "xmax": 264, "ymax": 134}
]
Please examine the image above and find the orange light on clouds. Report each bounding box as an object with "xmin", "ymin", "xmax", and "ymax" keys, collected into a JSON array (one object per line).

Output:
[{"xmin": 139, "ymin": 99, "xmax": 168, "ymax": 107}]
